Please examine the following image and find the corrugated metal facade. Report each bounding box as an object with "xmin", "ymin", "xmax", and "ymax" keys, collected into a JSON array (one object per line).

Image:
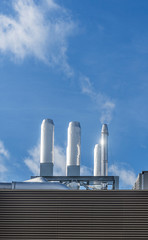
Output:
[{"xmin": 0, "ymin": 190, "xmax": 148, "ymax": 239}]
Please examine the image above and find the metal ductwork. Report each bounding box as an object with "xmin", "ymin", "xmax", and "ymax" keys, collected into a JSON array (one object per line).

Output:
[{"xmin": 0, "ymin": 181, "xmax": 69, "ymax": 190}]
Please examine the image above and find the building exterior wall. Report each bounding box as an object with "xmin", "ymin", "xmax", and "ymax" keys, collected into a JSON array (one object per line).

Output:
[
  {"xmin": 134, "ymin": 173, "xmax": 142, "ymax": 189},
  {"xmin": 143, "ymin": 171, "xmax": 148, "ymax": 189},
  {"xmin": 0, "ymin": 190, "xmax": 148, "ymax": 239},
  {"xmin": 134, "ymin": 171, "xmax": 148, "ymax": 190}
]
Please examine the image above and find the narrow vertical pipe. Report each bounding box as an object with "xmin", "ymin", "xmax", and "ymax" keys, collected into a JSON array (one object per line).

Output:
[
  {"xmin": 94, "ymin": 143, "xmax": 101, "ymax": 176},
  {"xmin": 40, "ymin": 119, "xmax": 54, "ymax": 176},
  {"xmin": 66, "ymin": 121, "xmax": 81, "ymax": 176},
  {"xmin": 101, "ymin": 124, "xmax": 109, "ymax": 176}
]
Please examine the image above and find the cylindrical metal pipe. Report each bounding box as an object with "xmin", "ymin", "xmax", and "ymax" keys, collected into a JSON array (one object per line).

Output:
[
  {"xmin": 40, "ymin": 119, "xmax": 54, "ymax": 176},
  {"xmin": 66, "ymin": 121, "xmax": 81, "ymax": 176},
  {"xmin": 11, "ymin": 182, "xmax": 69, "ymax": 190},
  {"xmin": 0, "ymin": 181, "xmax": 69, "ymax": 190},
  {"xmin": 101, "ymin": 124, "xmax": 109, "ymax": 176},
  {"xmin": 94, "ymin": 143, "xmax": 101, "ymax": 176}
]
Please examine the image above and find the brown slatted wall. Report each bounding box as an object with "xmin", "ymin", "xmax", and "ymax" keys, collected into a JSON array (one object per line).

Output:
[{"xmin": 0, "ymin": 190, "xmax": 148, "ymax": 239}]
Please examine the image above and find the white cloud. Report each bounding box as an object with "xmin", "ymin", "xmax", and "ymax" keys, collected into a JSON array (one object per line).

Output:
[
  {"xmin": 24, "ymin": 143, "xmax": 66, "ymax": 176},
  {"xmin": 24, "ymin": 143, "xmax": 40, "ymax": 176},
  {"xmin": 24, "ymin": 143, "xmax": 91, "ymax": 177},
  {"xmin": 0, "ymin": 141, "xmax": 9, "ymax": 159},
  {"xmin": 0, "ymin": 141, "xmax": 10, "ymax": 181},
  {"xmin": 81, "ymin": 75, "xmax": 115, "ymax": 123},
  {"xmin": 80, "ymin": 165, "xmax": 92, "ymax": 176},
  {"xmin": 0, "ymin": 164, "xmax": 8, "ymax": 173},
  {"xmin": 0, "ymin": 0, "xmax": 76, "ymax": 76},
  {"xmin": 109, "ymin": 164, "xmax": 137, "ymax": 189},
  {"xmin": 54, "ymin": 145, "xmax": 66, "ymax": 176},
  {"xmin": 44, "ymin": 0, "xmax": 61, "ymax": 10}
]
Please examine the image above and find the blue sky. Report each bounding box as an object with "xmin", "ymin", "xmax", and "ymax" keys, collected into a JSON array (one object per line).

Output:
[{"xmin": 0, "ymin": 0, "xmax": 148, "ymax": 188}]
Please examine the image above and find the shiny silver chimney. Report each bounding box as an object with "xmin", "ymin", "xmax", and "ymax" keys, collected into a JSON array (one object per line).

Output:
[
  {"xmin": 40, "ymin": 119, "xmax": 54, "ymax": 176},
  {"xmin": 94, "ymin": 143, "xmax": 101, "ymax": 176},
  {"xmin": 66, "ymin": 121, "xmax": 81, "ymax": 176},
  {"xmin": 101, "ymin": 124, "xmax": 109, "ymax": 176}
]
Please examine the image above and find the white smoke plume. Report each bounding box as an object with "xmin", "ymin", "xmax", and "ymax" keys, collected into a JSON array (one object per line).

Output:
[{"xmin": 81, "ymin": 75, "xmax": 115, "ymax": 123}]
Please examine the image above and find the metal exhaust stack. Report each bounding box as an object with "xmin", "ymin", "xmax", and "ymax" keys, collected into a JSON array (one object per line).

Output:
[
  {"xmin": 101, "ymin": 124, "xmax": 109, "ymax": 176},
  {"xmin": 40, "ymin": 119, "xmax": 54, "ymax": 176},
  {"xmin": 94, "ymin": 143, "xmax": 101, "ymax": 176},
  {"xmin": 66, "ymin": 121, "xmax": 81, "ymax": 176}
]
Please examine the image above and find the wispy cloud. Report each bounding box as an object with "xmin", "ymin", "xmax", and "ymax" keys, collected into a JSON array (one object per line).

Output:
[
  {"xmin": 0, "ymin": 141, "xmax": 10, "ymax": 181},
  {"xmin": 81, "ymin": 75, "xmax": 115, "ymax": 123},
  {"xmin": 24, "ymin": 142, "xmax": 91, "ymax": 177},
  {"xmin": 109, "ymin": 163, "xmax": 136, "ymax": 189},
  {"xmin": 24, "ymin": 143, "xmax": 66, "ymax": 176},
  {"xmin": 24, "ymin": 143, "xmax": 40, "ymax": 176},
  {"xmin": 0, "ymin": 141, "xmax": 9, "ymax": 159},
  {"xmin": 80, "ymin": 165, "xmax": 92, "ymax": 176},
  {"xmin": 54, "ymin": 145, "xmax": 66, "ymax": 175},
  {"xmin": 0, "ymin": 0, "xmax": 76, "ymax": 76}
]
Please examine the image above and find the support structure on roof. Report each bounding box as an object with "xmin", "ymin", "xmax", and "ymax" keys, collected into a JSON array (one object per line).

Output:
[{"xmin": 31, "ymin": 175, "xmax": 119, "ymax": 190}]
